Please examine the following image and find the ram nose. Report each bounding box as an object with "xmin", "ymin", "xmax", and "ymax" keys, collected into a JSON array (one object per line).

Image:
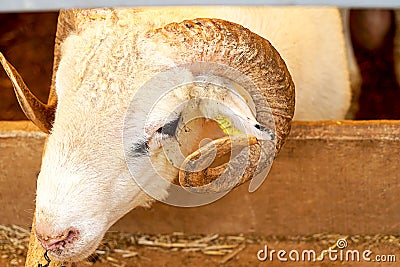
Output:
[{"xmin": 35, "ymin": 224, "xmax": 79, "ymax": 251}]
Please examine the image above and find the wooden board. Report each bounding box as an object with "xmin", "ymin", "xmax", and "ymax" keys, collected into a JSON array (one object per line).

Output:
[
  {"xmin": 0, "ymin": 119, "xmax": 398, "ymax": 265},
  {"xmin": 0, "ymin": 120, "xmax": 399, "ymax": 236},
  {"xmin": 115, "ymin": 120, "xmax": 400, "ymax": 235}
]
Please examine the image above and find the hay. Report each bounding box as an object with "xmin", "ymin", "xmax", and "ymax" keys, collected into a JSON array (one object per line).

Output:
[{"xmin": 1, "ymin": 224, "xmax": 400, "ymax": 266}]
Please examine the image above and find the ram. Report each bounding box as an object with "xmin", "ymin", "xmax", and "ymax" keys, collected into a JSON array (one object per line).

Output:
[{"xmin": 0, "ymin": 7, "xmax": 350, "ymax": 263}]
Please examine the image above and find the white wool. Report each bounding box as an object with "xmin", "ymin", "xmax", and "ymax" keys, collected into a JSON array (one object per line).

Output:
[{"xmin": 35, "ymin": 7, "xmax": 351, "ymax": 262}]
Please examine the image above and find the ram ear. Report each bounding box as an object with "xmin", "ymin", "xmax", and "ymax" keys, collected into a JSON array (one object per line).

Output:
[{"xmin": 0, "ymin": 52, "xmax": 56, "ymax": 133}]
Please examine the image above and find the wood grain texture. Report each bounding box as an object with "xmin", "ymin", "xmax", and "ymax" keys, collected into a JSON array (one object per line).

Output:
[
  {"xmin": 1, "ymin": 120, "xmax": 398, "ymax": 234},
  {"xmin": 0, "ymin": 119, "xmax": 397, "ymax": 264},
  {"xmin": 115, "ymin": 120, "xmax": 400, "ymax": 235}
]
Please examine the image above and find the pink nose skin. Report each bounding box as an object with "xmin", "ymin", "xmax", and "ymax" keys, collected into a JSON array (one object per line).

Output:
[{"xmin": 36, "ymin": 227, "xmax": 79, "ymax": 251}]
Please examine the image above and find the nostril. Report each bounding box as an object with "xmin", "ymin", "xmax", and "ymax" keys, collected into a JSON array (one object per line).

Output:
[
  {"xmin": 36, "ymin": 227, "xmax": 79, "ymax": 251},
  {"xmin": 65, "ymin": 228, "xmax": 78, "ymax": 241}
]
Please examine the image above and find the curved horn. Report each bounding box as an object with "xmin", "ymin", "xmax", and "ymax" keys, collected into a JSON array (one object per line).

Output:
[
  {"xmin": 0, "ymin": 52, "xmax": 56, "ymax": 133},
  {"xmin": 146, "ymin": 19, "xmax": 295, "ymax": 192}
]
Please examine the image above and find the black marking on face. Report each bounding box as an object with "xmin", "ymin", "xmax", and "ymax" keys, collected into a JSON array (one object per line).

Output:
[
  {"xmin": 130, "ymin": 140, "xmax": 149, "ymax": 157},
  {"xmin": 255, "ymin": 123, "xmax": 275, "ymax": 140},
  {"xmin": 156, "ymin": 114, "xmax": 181, "ymax": 137}
]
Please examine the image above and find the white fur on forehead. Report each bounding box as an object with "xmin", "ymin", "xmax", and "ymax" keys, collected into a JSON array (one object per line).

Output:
[{"xmin": 55, "ymin": 16, "xmax": 181, "ymax": 107}]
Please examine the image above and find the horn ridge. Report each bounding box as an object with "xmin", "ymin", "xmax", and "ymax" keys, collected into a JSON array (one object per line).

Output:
[{"xmin": 0, "ymin": 52, "xmax": 55, "ymax": 133}]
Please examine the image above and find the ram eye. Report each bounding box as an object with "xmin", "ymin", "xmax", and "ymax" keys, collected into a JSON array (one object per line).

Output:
[
  {"xmin": 156, "ymin": 126, "xmax": 163, "ymax": 134},
  {"xmin": 156, "ymin": 115, "xmax": 181, "ymax": 137}
]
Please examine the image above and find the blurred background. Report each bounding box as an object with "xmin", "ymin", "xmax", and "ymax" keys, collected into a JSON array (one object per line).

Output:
[{"xmin": 0, "ymin": 9, "xmax": 400, "ymax": 120}]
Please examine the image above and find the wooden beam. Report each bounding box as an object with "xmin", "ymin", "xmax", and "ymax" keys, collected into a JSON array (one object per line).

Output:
[
  {"xmin": 2, "ymin": 120, "xmax": 398, "ymax": 234},
  {"xmin": 114, "ymin": 120, "xmax": 400, "ymax": 235},
  {"xmin": 0, "ymin": 120, "xmax": 399, "ymax": 264}
]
